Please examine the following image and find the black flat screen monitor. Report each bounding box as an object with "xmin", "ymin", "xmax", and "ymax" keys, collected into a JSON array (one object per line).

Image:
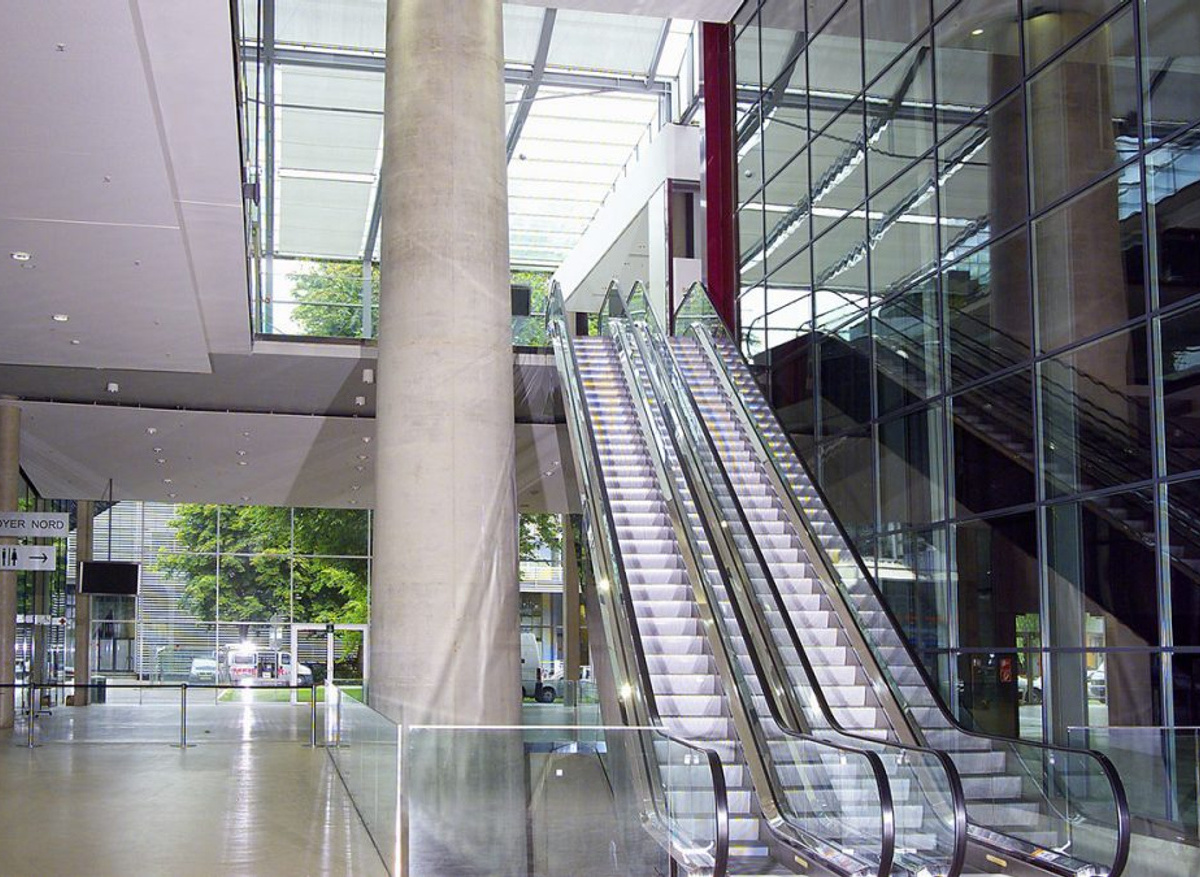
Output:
[{"xmin": 80, "ymin": 561, "xmax": 140, "ymax": 596}]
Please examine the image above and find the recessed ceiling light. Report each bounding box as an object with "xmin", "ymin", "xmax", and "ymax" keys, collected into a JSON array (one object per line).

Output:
[
  {"xmin": 354, "ymin": 396, "xmax": 366, "ymax": 407},
  {"xmin": 168, "ymin": 492, "xmax": 177, "ymax": 499},
  {"xmin": 237, "ymin": 460, "xmax": 247, "ymax": 466},
  {"xmin": 152, "ymin": 447, "xmax": 162, "ymax": 453},
  {"xmin": 52, "ymin": 314, "xmax": 69, "ymax": 322},
  {"xmin": 971, "ymin": 27, "xmax": 984, "ymax": 35},
  {"xmin": 70, "ymin": 339, "xmax": 80, "ymax": 345},
  {"xmin": 357, "ymin": 454, "xmax": 369, "ymax": 461},
  {"xmin": 355, "ymin": 465, "xmax": 364, "ymax": 472},
  {"xmin": 146, "ymin": 427, "xmax": 157, "ymax": 435},
  {"xmin": 163, "ymin": 478, "xmax": 172, "ymax": 484},
  {"xmin": 237, "ymin": 450, "xmax": 246, "ymax": 456},
  {"xmin": 361, "ymin": 436, "xmax": 371, "ymax": 444},
  {"xmin": 349, "ymin": 499, "xmax": 358, "ymax": 505},
  {"xmin": 362, "ymin": 368, "xmax": 374, "ymax": 385},
  {"xmin": 10, "ymin": 252, "xmax": 31, "ymax": 262},
  {"xmin": 156, "ymin": 458, "xmax": 166, "ymax": 465},
  {"xmin": 242, "ymin": 431, "xmax": 251, "ymax": 438},
  {"xmin": 351, "ymin": 485, "xmax": 361, "ymax": 491},
  {"xmin": 106, "ymin": 382, "xmax": 119, "ymax": 394}
]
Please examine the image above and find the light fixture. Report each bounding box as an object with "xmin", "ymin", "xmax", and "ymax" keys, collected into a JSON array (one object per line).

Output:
[
  {"xmin": 10, "ymin": 252, "xmax": 31, "ymax": 262},
  {"xmin": 106, "ymin": 382, "xmax": 119, "ymax": 394},
  {"xmin": 168, "ymin": 492, "xmax": 177, "ymax": 499},
  {"xmin": 242, "ymin": 431, "xmax": 251, "ymax": 438},
  {"xmin": 349, "ymin": 499, "xmax": 358, "ymax": 505},
  {"xmin": 163, "ymin": 478, "xmax": 172, "ymax": 484},
  {"xmin": 237, "ymin": 460, "xmax": 247, "ymax": 467},
  {"xmin": 351, "ymin": 485, "xmax": 361, "ymax": 492},
  {"xmin": 70, "ymin": 339, "xmax": 80, "ymax": 346},
  {"xmin": 236, "ymin": 450, "xmax": 246, "ymax": 457},
  {"xmin": 361, "ymin": 436, "xmax": 371, "ymax": 444},
  {"xmin": 156, "ymin": 458, "xmax": 166, "ymax": 465},
  {"xmin": 362, "ymin": 368, "xmax": 374, "ymax": 385},
  {"xmin": 146, "ymin": 427, "xmax": 157, "ymax": 435},
  {"xmin": 971, "ymin": 27, "xmax": 984, "ymax": 35},
  {"xmin": 355, "ymin": 465, "xmax": 364, "ymax": 472},
  {"xmin": 52, "ymin": 313, "xmax": 69, "ymax": 323},
  {"xmin": 354, "ymin": 395, "xmax": 366, "ymax": 407},
  {"xmin": 152, "ymin": 447, "xmax": 162, "ymax": 453},
  {"xmin": 357, "ymin": 454, "xmax": 369, "ymax": 461}
]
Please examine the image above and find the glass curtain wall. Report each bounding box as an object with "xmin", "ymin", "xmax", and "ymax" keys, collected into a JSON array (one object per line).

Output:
[
  {"xmin": 733, "ymin": 0, "xmax": 1200, "ymax": 758},
  {"xmin": 82, "ymin": 501, "xmax": 371, "ymax": 680}
]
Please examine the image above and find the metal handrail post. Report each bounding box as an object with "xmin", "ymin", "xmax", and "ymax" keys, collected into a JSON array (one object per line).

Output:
[
  {"xmin": 308, "ymin": 682, "xmax": 318, "ymax": 748},
  {"xmin": 175, "ymin": 682, "xmax": 192, "ymax": 748},
  {"xmin": 26, "ymin": 683, "xmax": 37, "ymax": 748}
]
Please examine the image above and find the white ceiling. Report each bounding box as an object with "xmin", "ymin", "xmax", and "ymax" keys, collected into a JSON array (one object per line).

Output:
[
  {"xmin": 513, "ymin": 0, "xmax": 740, "ymax": 20},
  {"xmin": 0, "ymin": 0, "xmax": 248, "ymax": 373},
  {"xmin": 17, "ymin": 400, "xmax": 577, "ymax": 514}
]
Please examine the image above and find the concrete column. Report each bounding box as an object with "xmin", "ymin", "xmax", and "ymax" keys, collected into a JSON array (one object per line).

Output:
[
  {"xmin": 74, "ymin": 501, "xmax": 93, "ymax": 706},
  {"xmin": 372, "ymin": 0, "xmax": 517, "ymax": 728},
  {"xmin": 0, "ymin": 399, "xmax": 19, "ymax": 729},
  {"xmin": 561, "ymin": 514, "xmax": 581, "ymax": 686}
]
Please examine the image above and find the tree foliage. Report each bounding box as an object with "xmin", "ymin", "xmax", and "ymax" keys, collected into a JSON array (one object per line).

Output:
[
  {"xmin": 512, "ymin": 269, "xmax": 553, "ymax": 347},
  {"xmin": 519, "ymin": 513, "xmax": 561, "ymax": 562},
  {"xmin": 288, "ymin": 261, "xmax": 379, "ymax": 339},
  {"xmin": 157, "ymin": 505, "xmax": 370, "ymax": 624}
]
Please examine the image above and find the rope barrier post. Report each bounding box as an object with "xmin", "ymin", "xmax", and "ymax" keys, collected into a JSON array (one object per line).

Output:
[
  {"xmin": 173, "ymin": 683, "xmax": 193, "ymax": 748},
  {"xmin": 308, "ymin": 682, "xmax": 319, "ymax": 748}
]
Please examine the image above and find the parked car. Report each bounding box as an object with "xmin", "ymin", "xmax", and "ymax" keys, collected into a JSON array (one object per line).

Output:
[
  {"xmin": 188, "ymin": 658, "xmax": 218, "ymax": 684},
  {"xmin": 278, "ymin": 650, "xmax": 314, "ymax": 687}
]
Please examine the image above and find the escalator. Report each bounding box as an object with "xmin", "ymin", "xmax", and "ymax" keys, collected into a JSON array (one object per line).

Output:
[
  {"xmin": 660, "ymin": 287, "xmax": 1132, "ymax": 877},
  {"xmin": 553, "ymin": 287, "xmax": 963, "ymax": 876}
]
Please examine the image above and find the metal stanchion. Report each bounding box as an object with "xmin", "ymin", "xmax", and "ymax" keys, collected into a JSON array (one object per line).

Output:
[
  {"xmin": 26, "ymin": 683, "xmax": 39, "ymax": 748},
  {"xmin": 336, "ymin": 685, "xmax": 343, "ymax": 748},
  {"xmin": 308, "ymin": 682, "xmax": 319, "ymax": 748},
  {"xmin": 173, "ymin": 683, "xmax": 193, "ymax": 748}
]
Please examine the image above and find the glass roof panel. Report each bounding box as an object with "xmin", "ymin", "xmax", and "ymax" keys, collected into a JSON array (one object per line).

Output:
[
  {"xmin": 546, "ymin": 10, "xmax": 665, "ymax": 76},
  {"xmin": 505, "ymin": 82, "xmax": 524, "ymax": 135},
  {"xmin": 503, "ymin": 6, "xmax": 545, "ymax": 66},
  {"xmin": 279, "ymin": 66, "xmax": 384, "ymax": 113},
  {"xmin": 275, "ymin": 0, "xmax": 386, "ymax": 52},
  {"xmin": 276, "ymin": 177, "xmax": 373, "ymax": 259},
  {"xmin": 278, "ymin": 107, "xmax": 382, "ymax": 175}
]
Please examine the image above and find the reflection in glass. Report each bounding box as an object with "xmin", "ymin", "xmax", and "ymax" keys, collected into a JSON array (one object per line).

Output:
[
  {"xmin": 1142, "ymin": 3, "xmax": 1200, "ymax": 141},
  {"xmin": 1023, "ymin": 0, "xmax": 1127, "ymax": 70},
  {"xmin": 1160, "ymin": 304, "xmax": 1200, "ymax": 475},
  {"xmin": 944, "ymin": 229, "xmax": 1032, "ymax": 388},
  {"xmin": 934, "ymin": 0, "xmax": 1021, "ymax": 130},
  {"xmin": 806, "ymin": 0, "xmax": 862, "ymax": 118},
  {"xmin": 1033, "ymin": 168, "xmax": 1145, "ymax": 352},
  {"xmin": 1040, "ymin": 325, "xmax": 1151, "ymax": 497},
  {"xmin": 816, "ymin": 428, "xmax": 875, "ymax": 542},
  {"xmin": 1146, "ymin": 129, "xmax": 1200, "ymax": 310},
  {"xmin": 874, "ymin": 278, "xmax": 941, "ymax": 416},
  {"xmin": 878, "ymin": 404, "xmax": 945, "ymax": 529},
  {"xmin": 865, "ymin": 40, "xmax": 934, "ymax": 194},
  {"xmin": 951, "ymin": 369, "xmax": 1036, "ymax": 516},
  {"xmin": 863, "ymin": 0, "xmax": 931, "ymax": 86},
  {"xmin": 1027, "ymin": 5, "xmax": 1139, "ymax": 211},
  {"xmin": 867, "ymin": 159, "xmax": 938, "ymax": 297}
]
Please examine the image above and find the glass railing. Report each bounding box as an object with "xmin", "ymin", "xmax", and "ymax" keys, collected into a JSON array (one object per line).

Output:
[
  {"xmin": 1068, "ymin": 726, "xmax": 1200, "ymax": 841},
  {"xmin": 323, "ymin": 680, "xmax": 728, "ymax": 877},
  {"xmin": 5, "ymin": 681, "xmax": 323, "ymax": 746},
  {"xmin": 673, "ymin": 283, "xmax": 1131, "ymax": 874},
  {"xmin": 628, "ymin": 313, "xmax": 966, "ymax": 877}
]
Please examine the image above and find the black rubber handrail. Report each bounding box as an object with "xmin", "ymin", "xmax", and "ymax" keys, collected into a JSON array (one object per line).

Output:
[
  {"xmin": 689, "ymin": 313, "xmax": 1131, "ymax": 876},
  {"xmin": 547, "ymin": 283, "xmax": 730, "ymax": 877},
  {"xmin": 616, "ymin": 318, "xmax": 897, "ymax": 877},
  {"xmin": 631, "ymin": 316, "xmax": 966, "ymax": 877}
]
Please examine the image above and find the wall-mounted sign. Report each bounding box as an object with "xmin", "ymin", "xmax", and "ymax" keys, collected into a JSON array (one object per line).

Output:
[
  {"xmin": 0, "ymin": 512, "xmax": 70, "ymax": 538},
  {"xmin": 0, "ymin": 544, "xmax": 58, "ymax": 571}
]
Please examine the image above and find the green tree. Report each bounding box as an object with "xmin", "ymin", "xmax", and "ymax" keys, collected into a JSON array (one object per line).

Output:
[
  {"xmin": 520, "ymin": 513, "xmax": 561, "ymax": 561},
  {"xmin": 511, "ymin": 269, "xmax": 553, "ymax": 348},
  {"xmin": 288, "ymin": 260, "xmax": 379, "ymax": 339},
  {"xmin": 157, "ymin": 505, "xmax": 370, "ymax": 624}
]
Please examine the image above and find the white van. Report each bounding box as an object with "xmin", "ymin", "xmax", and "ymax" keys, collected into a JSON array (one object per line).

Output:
[{"xmin": 521, "ymin": 633, "xmax": 552, "ymax": 702}]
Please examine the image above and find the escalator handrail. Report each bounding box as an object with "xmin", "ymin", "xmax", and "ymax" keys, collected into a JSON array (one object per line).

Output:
[
  {"xmin": 633, "ymin": 318, "xmax": 966, "ymax": 877},
  {"xmin": 688, "ymin": 315, "xmax": 1131, "ymax": 876},
  {"xmin": 616, "ymin": 318, "xmax": 898, "ymax": 877},
  {"xmin": 547, "ymin": 283, "xmax": 729, "ymax": 877}
]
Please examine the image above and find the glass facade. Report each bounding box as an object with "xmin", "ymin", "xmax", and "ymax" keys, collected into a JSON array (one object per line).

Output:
[{"xmin": 733, "ymin": 0, "xmax": 1200, "ymax": 752}]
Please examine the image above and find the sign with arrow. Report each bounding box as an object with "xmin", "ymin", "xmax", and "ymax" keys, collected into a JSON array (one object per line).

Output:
[{"xmin": 0, "ymin": 544, "xmax": 57, "ymax": 571}]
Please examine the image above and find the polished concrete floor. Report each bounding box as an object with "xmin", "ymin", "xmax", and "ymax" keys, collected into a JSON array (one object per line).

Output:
[{"xmin": 0, "ymin": 730, "xmax": 388, "ymax": 877}]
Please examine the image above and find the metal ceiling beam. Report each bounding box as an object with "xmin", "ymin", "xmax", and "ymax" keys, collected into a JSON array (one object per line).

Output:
[
  {"xmin": 243, "ymin": 44, "xmax": 672, "ymax": 98},
  {"xmin": 645, "ymin": 19, "xmax": 672, "ymax": 86},
  {"xmin": 507, "ymin": 9, "xmax": 557, "ymax": 162}
]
